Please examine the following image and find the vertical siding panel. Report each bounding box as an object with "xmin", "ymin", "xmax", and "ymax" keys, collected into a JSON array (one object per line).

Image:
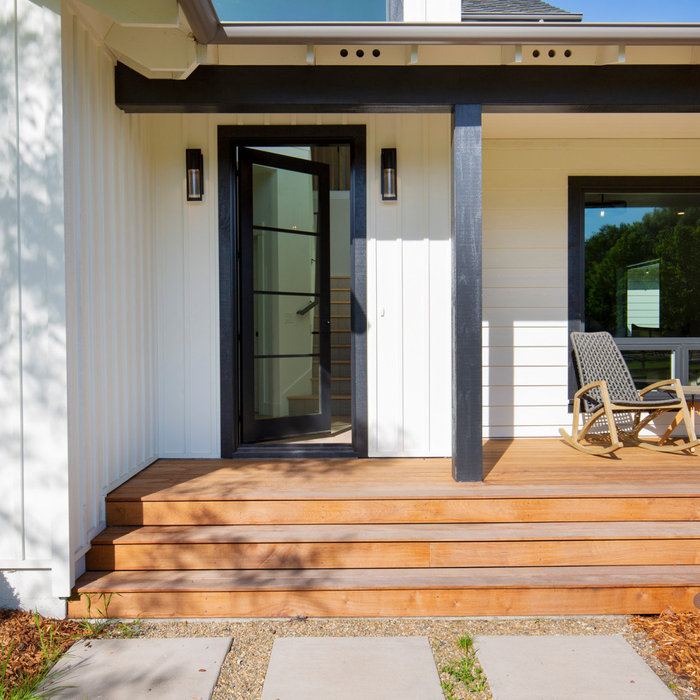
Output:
[
  {"xmin": 0, "ymin": 0, "xmax": 24, "ymax": 561},
  {"xmin": 103, "ymin": 55, "xmax": 120, "ymax": 486},
  {"xmin": 184, "ymin": 115, "xmax": 213, "ymax": 455},
  {"xmin": 76, "ymin": 23, "xmax": 91, "ymax": 550},
  {"xmin": 365, "ymin": 114, "xmax": 379, "ymax": 456},
  {"xmin": 373, "ymin": 114, "xmax": 404, "ymax": 455},
  {"xmin": 92, "ymin": 40, "xmax": 108, "ymax": 503},
  {"xmin": 64, "ymin": 11, "xmax": 82, "ymax": 566},
  {"xmin": 428, "ymin": 115, "xmax": 452, "ymax": 454},
  {"xmin": 207, "ymin": 115, "xmax": 220, "ymax": 454},
  {"xmin": 400, "ymin": 114, "xmax": 431, "ymax": 454},
  {"xmin": 154, "ymin": 115, "xmax": 187, "ymax": 455}
]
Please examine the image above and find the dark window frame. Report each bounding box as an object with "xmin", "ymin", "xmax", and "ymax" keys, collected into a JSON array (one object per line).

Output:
[{"xmin": 568, "ymin": 175, "xmax": 700, "ymax": 400}]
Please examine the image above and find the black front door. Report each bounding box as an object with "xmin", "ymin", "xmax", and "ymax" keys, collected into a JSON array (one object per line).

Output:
[{"xmin": 238, "ymin": 147, "xmax": 331, "ymax": 442}]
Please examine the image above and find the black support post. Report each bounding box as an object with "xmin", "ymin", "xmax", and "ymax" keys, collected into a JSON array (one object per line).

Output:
[{"xmin": 452, "ymin": 104, "xmax": 483, "ymax": 482}]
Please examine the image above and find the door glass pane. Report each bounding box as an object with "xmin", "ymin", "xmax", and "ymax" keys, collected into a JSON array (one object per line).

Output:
[
  {"xmin": 689, "ymin": 350, "xmax": 700, "ymax": 386},
  {"xmin": 621, "ymin": 349, "xmax": 674, "ymax": 389},
  {"xmin": 254, "ymin": 294, "xmax": 319, "ymax": 357},
  {"xmin": 253, "ymin": 229, "xmax": 319, "ymax": 294},
  {"xmin": 252, "ymin": 163, "xmax": 319, "ymax": 233},
  {"xmin": 584, "ymin": 193, "xmax": 700, "ymax": 337},
  {"xmin": 254, "ymin": 357, "xmax": 320, "ymax": 419}
]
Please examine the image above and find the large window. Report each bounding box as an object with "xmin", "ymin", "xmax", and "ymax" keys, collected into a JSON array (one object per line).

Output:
[{"xmin": 569, "ymin": 177, "xmax": 700, "ymax": 391}]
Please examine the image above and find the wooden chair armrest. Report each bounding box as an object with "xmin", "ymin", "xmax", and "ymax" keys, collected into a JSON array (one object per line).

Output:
[
  {"xmin": 638, "ymin": 378, "xmax": 683, "ymax": 397},
  {"xmin": 573, "ymin": 380, "xmax": 607, "ymax": 400}
]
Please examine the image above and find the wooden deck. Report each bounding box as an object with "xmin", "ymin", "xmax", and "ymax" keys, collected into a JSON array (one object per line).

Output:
[{"xmin": 68, "ymin": 439, "xmax": 700, "ymax": 618}]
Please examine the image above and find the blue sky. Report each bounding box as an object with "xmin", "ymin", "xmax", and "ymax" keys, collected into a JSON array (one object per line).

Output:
[
  {"xmin": 213, "ymin": 0, "xmax": 700, "ymax": 22},
  {"xmin": 569, "ymin": 0, "xmax": 700, "ymax": 22}
]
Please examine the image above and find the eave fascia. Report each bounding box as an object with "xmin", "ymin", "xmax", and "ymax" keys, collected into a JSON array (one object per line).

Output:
[
  {"xmin": 461, "ymin": 14, "xmax": 583, "ymax": 23},
  {"xmin": 179, "ymin": 0, "xmax": 219, "ymax": 43},
  {"xmin": 214, "ymin": 22, "xmax": 700, "ymax": 46}
]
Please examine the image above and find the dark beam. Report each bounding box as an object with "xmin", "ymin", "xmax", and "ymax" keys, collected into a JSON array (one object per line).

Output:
[
  {"xmin": 452, "ymin": 104, "xmax": 482, "ymax": 482},
  {"xmin": 116, "ymin": 62, "xmax": 700, "ymax": 113}
]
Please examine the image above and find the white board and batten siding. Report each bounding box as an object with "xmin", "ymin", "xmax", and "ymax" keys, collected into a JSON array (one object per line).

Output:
[
  {"xmin": 62, "ymin": 6, "xmax": 158, "ymax": 581},
  {"xmin": 482, "ymin": 133, "xmax": 700, "ymax": 438},
  {"xmin": 0, "ymin": 0, "xmax": 68, "ymax": 613},
  {"xmin": 149, "ymin": 113, "xmax": 453, "ymax": 458}
]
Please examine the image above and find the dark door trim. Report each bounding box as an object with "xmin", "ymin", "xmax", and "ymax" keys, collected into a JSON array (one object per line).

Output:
[
  {"xmin": 218, "ymin": 125, "xmax": 368, "ymax": 458},
  {"xmin": 238, "ymin": 147, "xmax": 332, "ymax": 443}
]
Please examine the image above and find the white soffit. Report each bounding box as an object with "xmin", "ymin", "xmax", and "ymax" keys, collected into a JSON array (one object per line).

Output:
[
  {"xmin": 484, "ymin": 113, "xmax": 700, "ymax": 139},
  {"xmin": 77, "ymin": 0, "xmax": 179, "ymax": 26}
]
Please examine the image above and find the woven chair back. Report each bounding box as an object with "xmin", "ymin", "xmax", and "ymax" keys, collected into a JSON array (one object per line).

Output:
[{"xmin": 570, "ymin": 331, "xmax": 640, "ymax": 413}]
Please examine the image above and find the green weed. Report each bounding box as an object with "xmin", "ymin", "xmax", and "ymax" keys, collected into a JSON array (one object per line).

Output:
[{"xmin": 441, "ymin": 633, "xmax": 487, "ymax": 697}]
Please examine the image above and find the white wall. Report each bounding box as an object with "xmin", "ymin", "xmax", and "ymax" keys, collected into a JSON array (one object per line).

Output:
[
  {"xmin": 62, "ymin": 4, "xmax": 157, "ymax": 578},
  {"xmin": 0, "ymin": 0, "xmax": 69, "ymax": 614},
  {"xmin": 402, "ymin": 0, "xmax": 462, "ymax": 21},
  {"xmin": 482, "ymin": 134, "xmax": 700, "ymax": 437},
  {"xmin": 149, "ymin": 113, "xmax": 453, "ymax": 458}
]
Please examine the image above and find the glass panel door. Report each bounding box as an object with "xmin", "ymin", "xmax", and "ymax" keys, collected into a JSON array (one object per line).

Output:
[{"xmin": 239, "ymin": 147, "xmax": 331, "ymax": 442}]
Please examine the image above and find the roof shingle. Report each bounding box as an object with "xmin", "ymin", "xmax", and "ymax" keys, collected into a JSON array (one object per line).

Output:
[{"xmin": 462, "ymin": 0, "xmax": 580, "ymax": 20}]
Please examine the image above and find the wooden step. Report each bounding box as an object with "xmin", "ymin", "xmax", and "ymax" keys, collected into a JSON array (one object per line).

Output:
[
  {"xmin": 67, "ymin": 565, "xmax": 700, "ymax": 618},
  {"xmin": 106, "ymin": 495, "xmax": 700, "ymax": 527},
  {"xmin": 86, "ymin": 522, "xmax": 700, "ymax": 571}
]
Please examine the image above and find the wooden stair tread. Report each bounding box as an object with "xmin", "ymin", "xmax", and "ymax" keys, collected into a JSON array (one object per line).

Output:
[
  {"xmin": 92, "ymin": 522, "xmax": 700, "ymax": 545},
  {"xmin": 73, "ymin": 565, "xmax": 700, "ymax": 593}
]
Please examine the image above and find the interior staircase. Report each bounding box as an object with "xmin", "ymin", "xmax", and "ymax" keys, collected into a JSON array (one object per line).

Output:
[{"xmin": 287, "ymin": 276, "xmax": 351, "ymax": 420}]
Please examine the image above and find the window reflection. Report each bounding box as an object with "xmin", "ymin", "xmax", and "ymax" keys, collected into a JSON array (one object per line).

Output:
[{"xmin": 584, "ymin": 194, "xmax": 700, "ymax": 338}]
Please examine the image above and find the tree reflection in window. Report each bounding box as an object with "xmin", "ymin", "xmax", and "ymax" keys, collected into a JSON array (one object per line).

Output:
[{"xmin": 584, "ymin": 198, "xmax": 700, "ymax": 338}]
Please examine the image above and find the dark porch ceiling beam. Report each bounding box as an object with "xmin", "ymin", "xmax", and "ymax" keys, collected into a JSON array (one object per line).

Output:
[{"xmin": 115, "ymin": 63, "xmax": 700, "ymax": 113}]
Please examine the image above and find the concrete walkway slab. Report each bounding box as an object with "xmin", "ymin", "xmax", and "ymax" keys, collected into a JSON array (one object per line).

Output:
[
  {"xmin": 261, "ymin": 636, "xmax": 443, "ymax": 700},
  {"xmin": 475, "ymin": 634, "xmax": 673, "ymax": 699},
  {"xmin": 41, "ymin": 637, "xmax": 232, "ymax": 700}
]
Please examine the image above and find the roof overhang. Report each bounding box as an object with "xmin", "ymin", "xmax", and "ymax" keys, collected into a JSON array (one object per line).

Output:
[
  {"xmin": 211, "ymin": 22, "xmax": 700, "ymax": 46},
  {"xmin": 178, "ymin": 0, "xmax": 700, "ymax": 46}
]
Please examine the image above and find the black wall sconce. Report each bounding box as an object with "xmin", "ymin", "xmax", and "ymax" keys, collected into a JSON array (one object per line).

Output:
[
  {"xmin": 381, "ymin": 148, "xmax": 397, "ymax": 201},
  {"xmin": 186, "ymin": 148, "xmax": 204, "ymax": 201}
]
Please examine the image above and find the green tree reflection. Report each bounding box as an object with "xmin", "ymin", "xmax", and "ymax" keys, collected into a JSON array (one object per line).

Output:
[{"xmin": 585, "ymin": 207, "xmax": 700, "ymax": 337}]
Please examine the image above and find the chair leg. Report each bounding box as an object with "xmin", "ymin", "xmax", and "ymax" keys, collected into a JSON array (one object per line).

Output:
[{"xmin": 559, "ymin": 401, "xmax": 622, "ymax": 456}]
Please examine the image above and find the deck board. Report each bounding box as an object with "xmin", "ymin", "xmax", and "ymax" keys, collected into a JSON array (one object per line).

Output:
[
  {"xmin": 107, "ymin": 440, "xmax": 700, "ymax": 502},
  {"xmin": 74, "ymin": 565, "xmax": 700, "ymax": 592},
  {"xmin": 93, "ymin": 522, "xmax": 700, "ymax": 544}
]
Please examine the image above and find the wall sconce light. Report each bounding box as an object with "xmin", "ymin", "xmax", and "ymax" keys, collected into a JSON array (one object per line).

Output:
[
  {"xmin": 186, "ymin": 148, "xmax": 204, "ymax": 201},
  {"xmin": 381, "ymin": 148, "xmax": 397, "ymax": 201}
]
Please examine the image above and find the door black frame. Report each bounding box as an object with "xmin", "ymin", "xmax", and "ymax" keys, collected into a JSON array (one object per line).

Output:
[
  {"xmin": 238, "ymin": 147, "xmax": 332, "ymax": 442},
  {"xmin": 218, "ymin": 125, "xmax": 368, "ymax": 458}
]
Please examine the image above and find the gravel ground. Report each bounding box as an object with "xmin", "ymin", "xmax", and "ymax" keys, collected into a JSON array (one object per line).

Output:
[{"xmin": 126, "ymin": 616, "xmax": 698, "ymax": 699}]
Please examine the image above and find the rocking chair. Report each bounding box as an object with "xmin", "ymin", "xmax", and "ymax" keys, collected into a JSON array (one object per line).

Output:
[{"xmin": 560, "ymin": 331, "xmax": 700, "ymax": 456}]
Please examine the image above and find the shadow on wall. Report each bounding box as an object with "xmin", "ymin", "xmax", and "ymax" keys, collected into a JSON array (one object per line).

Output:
[
  {"xmin": 0, "ymin": 7, "xmax": 67, "ymax": 570},
  {"xmin": 0, "ymin": 573, "xmax": 22, "ymax": 610}
]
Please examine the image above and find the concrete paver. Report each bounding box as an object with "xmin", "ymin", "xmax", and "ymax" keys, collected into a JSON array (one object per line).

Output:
[
  {"xmin": 41, "ymin": 637, "xmax": 232, "ymax": 700},
  {"xmin": 474, "ymin": 634, "xmax": 673, "ymax": 699},
  {"xmin": 261, "ymin": 636, "xmax": 444, "ymax": 700}
]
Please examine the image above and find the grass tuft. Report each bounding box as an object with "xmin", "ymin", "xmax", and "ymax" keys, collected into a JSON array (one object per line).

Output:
[{"xmin": 441, "ymin": 633, "xmax": 487, "ymax": 697}]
